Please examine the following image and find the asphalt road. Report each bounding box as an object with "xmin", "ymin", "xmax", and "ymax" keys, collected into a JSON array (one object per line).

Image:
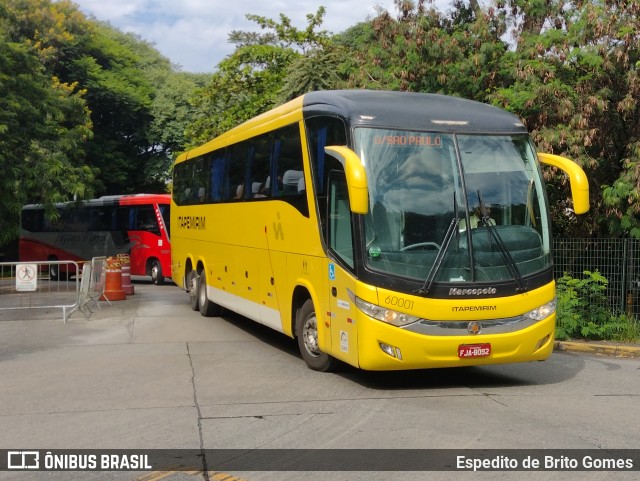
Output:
[{"xmin": 1, "ymin": 281, "xmax": 639, "ymax": 481}]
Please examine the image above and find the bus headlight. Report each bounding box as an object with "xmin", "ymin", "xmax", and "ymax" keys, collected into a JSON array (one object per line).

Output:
[
  {"xmin": 526, "ymin": 298, "xmax": 557, "ymax": 321},
  {"xmin": 354, "ymin": 296, "xmax": 421, "ymax": 327}
]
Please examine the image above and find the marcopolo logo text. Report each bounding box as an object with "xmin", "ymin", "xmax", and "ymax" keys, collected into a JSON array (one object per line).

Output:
[{"xmin": 449, "ymin": 287, "xmax": 497, "ymax": 296}]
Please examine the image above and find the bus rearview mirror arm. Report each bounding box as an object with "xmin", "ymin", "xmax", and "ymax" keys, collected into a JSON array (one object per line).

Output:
[
  {"xmin": 537, "ymin": 152, "xmax": 590, "ymax": 215},
  {"xmin": 324, "ymin": 146, "xmax": 369, "ymax": 215}
]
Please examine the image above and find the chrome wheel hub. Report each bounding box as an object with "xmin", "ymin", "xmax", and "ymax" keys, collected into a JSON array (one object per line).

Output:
[{"xmin": 302, "ymin": 314, "xmax": 320, "ymax": 357}]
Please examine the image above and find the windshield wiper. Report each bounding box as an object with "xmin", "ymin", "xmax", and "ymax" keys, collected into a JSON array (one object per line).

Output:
[
  {"xmin": 414, "ymin": 194, "xmax": 459, "ymax": 296},
  {"xmin": 476, "ymin": 191, "xmax": 526, "ymax": 291}
]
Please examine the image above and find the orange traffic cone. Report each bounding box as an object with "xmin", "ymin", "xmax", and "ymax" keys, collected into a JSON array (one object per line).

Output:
[
  {"xmin": 101, "ymin": 257, "xmax": 126, "ymax": 301},
  {"xmin": 117, "ymin": 253, "xmax": 134, "ymax": 295}
]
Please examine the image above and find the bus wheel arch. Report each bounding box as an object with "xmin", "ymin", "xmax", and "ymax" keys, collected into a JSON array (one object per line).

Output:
[{"xmin": 293, "ymin": 291, "xmax": 337, "ymax": 372}]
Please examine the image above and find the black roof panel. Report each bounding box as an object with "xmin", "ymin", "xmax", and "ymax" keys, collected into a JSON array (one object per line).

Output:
[{"xmin": 302, "ymin": 90, "xmax": 527, "ymax": 134}]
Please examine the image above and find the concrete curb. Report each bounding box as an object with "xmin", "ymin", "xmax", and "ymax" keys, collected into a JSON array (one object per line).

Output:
[{"xmin": 554, "ymin": 340, "xmax": 640, "ymax": 358}]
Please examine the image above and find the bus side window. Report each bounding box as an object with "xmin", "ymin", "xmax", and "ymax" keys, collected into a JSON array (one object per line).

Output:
[
  {"xmin": 306, "ymin": 116, "xmax": 348, "ymax": 197},
  {"xmin": 328, "ymin": 172, "xmax": 355, "ymax": 269},
  {"xmin": 273, "ymin": 125, "xmax": 304, "ymax": 199},
  {"xmin": 227, "ymin": 143, "xmax": 247, "ymax": 201},
  {"xmin": 210, "ymin": 151, "xmax": 227, "ymax": 202},
  {"xmin": 173, "ymin": 161, "xmax": 191, "ymax": 206},
  {"xmin": 193, "ymin": 155, "xmax": 210, "ymax": 204},
  {"xmin": 249, "ymin": 135, "xmax": 270, "ymax": 199},
  {"xmin": 21, "ymin": 209, "xmax": 43, "ymax": 232}
]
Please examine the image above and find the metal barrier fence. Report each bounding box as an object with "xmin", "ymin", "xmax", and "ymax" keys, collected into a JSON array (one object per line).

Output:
[
  {"xmin": 70, "ymin": 256, "xmax": 109, "ymax": 318},
  {"xmin": 553, "ymin": 238, "xmax": 640, "ymax": 319},
  {"xmin": 0, "ymin": 258, "xmax": 110, "ymax": 322},
  {"xmin": 0, "ymin": 260, "xmax": 80, "ymax": 322}
]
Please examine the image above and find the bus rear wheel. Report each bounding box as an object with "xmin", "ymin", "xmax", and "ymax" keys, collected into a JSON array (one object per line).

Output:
[
  {"xmin": 296, "ymin": 299, "xmax": 337, "ymax": 372},
  {"xmin": 187, "ymin": 270, "xmax": 199, "ymax": 311},
  {"xmin": 198, "ymin": 271, "xmax": 223, "ymax": 317},
  {"xmin": 48, "ymin": 256, "xmax": 67, "ymax": 281}
]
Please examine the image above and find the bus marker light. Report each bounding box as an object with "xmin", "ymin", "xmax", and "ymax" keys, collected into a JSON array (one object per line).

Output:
[
  {"xmin": 535, "ymin": 334, "xmax": 551, "ymax": 351},
  {"xmin": 379, "ymin": 342, "xmax": 400, "ymax": 359}
]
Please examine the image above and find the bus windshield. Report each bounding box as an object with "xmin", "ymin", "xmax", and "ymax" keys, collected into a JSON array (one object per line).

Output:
[{"xmin": 355, "ymin": 128, "xmax": 551, "ymax": 285}]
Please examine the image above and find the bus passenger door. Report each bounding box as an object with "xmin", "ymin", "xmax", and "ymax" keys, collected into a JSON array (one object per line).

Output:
[{"xmin": 326, "ymin": 174, "xmax": 359, "ymax": 367}]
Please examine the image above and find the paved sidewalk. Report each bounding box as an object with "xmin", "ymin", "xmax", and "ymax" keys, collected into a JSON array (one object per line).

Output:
[{"xmin": 554, "ymin": 339, "xmax": 640, "ymax": 358}]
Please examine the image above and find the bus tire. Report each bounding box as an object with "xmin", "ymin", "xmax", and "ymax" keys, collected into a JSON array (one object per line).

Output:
[
  {"xmin": 151, "ymin": 259, "xmax": 165, "ymax": 285},
  {"xmin": 48, "ymin": 256, "xmax": 67, "ymax": 281},
  {"xmin": 198, "ymin": 271, "xmax": 223, "ymax": 317},
  {"xmin": 296, "ymin": 299, "xmax": 337, "ymax": 372},
  {"xmin": 187, "ymin": 270, "xmax": 199, "ymax": 311}
]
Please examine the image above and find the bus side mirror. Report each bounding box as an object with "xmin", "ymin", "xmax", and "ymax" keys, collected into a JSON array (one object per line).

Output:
[
  {"xmin": 324, "ymin": 146, "xmax": 369, "ymax": 214},
  {"xmin": 537, "ymin": 152, "xmax": 590, "ymax": 215}
]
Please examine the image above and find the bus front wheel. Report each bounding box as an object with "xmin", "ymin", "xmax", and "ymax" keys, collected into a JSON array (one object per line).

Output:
[
  {"xmin": 151, "ymin": 259, "xmax": 165, "ymax": 285},
  {"xmin": 296, "ymin": 299, "xmax": 337, "ymax": 372}
]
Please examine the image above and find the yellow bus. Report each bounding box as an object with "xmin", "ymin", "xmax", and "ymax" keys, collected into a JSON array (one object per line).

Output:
[{"xmin": 171, "ymin": 90, "xmax": 588, "ymax": 372}]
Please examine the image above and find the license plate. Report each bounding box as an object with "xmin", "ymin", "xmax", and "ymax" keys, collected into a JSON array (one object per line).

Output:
[{"xmin": 458, "ymin": 343, "xmax": 491, "ymax": 358}]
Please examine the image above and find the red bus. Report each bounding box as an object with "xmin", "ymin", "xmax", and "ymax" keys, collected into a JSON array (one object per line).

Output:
[{"xmin": 19, "ymin": 194, "xmax": 171, "ymax": 284}]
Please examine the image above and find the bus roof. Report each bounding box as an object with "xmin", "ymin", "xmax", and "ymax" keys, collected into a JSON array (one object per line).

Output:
[
  {"xmin": 300, "ymin": 90, "xmax": 527, "ymax": 134},
  {"xmin": 22, "ymin": 194, "xmax": 170, "ymax": 210}
]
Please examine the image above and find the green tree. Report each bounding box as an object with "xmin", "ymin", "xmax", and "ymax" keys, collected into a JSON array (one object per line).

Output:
[
  {"xmin": 63, "ymin": 21, "xmax": 155, "ymax": 194},
  {"xmin": 340, "ymin": 0, "xmax": 508, "ymax": 99},
  {"xmin": 490, "ymin": 0, "xmax": 640, "ymax": 237},
  {"xmin": 102, "ymin": 27, "xmax": 207, "ymax": 190},
  {"xmin": 188, "ymin": 8, "xmax": 334, "ymax": 144},
  {"xmin": 276, "ymin": 46, "xmax": 342, "ymax": 103},
  {"xmin": 0, "ymin": 21, "xmax": 93, "ymax": 244},
  {"xmin": 5, "ymin": 0, "xmax": 183, "ymax": 194},
  {"xmin": 1, "ymin": 0, "xmax": 203, "ymax": 247},
  {"xmin": 187, "ymin": 43, "xmax": 295, "ymax": 145},
  {"xmin": 146, "ymin": 71, "xmax": 209, "ymax": 185}
]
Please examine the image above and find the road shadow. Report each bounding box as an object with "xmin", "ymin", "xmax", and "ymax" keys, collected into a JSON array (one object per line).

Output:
[
  {"xmin": 131, "ymin": 276, "xmax": 176, "ymax": 286},
  {"xmin": 216, "ymin": 310, "xmax": 585, "ymax": 391},
  {"xmin": 221, "ymin": 310, "xmax": 301, "ymax": 358}
]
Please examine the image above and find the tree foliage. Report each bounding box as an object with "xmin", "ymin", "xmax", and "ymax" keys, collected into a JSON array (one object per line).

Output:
[
  {"xmin": 0, "ymin": 1, "xmax": 93, "ymax": 244},
  {"xmin": 0, "ymin": 0, "xmax": 202, "ymax": 247},
  {"xmin": 491, "ymin": 0, "xmax": 640, "ymax": 237},
  {"xmin": 187, "ymin": 8, "xmax": 336, "ymax": 144},
  {"xmin": 338, "ymin": 0, "xmax": 508, "ymax": 99}
]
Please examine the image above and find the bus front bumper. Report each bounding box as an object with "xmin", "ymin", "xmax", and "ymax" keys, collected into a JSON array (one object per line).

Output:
[{"xmin": 356, "ymin": 313, "xmax": 556, "ymax": 371}]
